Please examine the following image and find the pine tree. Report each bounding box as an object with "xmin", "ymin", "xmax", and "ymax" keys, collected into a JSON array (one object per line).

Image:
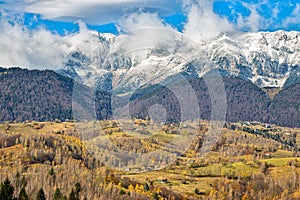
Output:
[
  {"xmin": 153, "ymin": 192, "xmax": 159, "ymax": 200},
  {"xmin": 18, "ymin": 187, "xmax": 29, "ymax": 200},
  {"xmin": 143, "ymin": 183, "xmax": 149, "ymax": 191},
  {"xmin": 53, "ymin": 188, "xmax": 62, "ymax": 200},
  {"xmin": 49, "ymin": 168, "xmax": 55, "ymax": 176},
  {"xmin": 0, "ymin": 178, "xmax": 15, "ymax": 200},
  {"xmin": 69, "ymin": 182, "xmax": 81, "ymax": 200},
  {"xmin": 68, "ymin": 189, "xmax": 77, "ymax": 200},
  {"xmin": 74, "ymin": 182, "xmax": 81, "ymax": 200},
  {"xmin": 74, "ymin": 182, "xmax": 81, "ymax": 195},
  {"xmin": 36, "ymin": 188, "xmax": 46, "ymax": 200}
]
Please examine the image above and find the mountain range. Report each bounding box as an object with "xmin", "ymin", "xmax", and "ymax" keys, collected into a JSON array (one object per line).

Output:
[
  {"xmin": 0, "ymin": 30, "xmax": 299, "ymax": 127},
  {"xmin": 58, "ymin": 30, "xmax": 300, "ymax": 92}
]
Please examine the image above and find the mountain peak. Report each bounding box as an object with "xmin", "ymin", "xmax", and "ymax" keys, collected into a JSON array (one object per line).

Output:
[{"xmin": 60, "ymin": 30, "xmax": 300, "ymax": 91}]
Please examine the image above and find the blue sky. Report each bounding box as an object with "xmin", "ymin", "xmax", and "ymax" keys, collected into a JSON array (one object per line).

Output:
[{"xmin": 1, "ymin": 0, "xmax": 300, "ymax": 35}]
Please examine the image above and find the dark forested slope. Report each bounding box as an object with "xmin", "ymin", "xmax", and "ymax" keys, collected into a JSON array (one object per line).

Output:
[
  {"xmin": 0, "ymin": 67, "xmax": 299, "ymax": 127},
  {"xmin": 0, "ymin": 68, "xmax": 74, "ymax": 121},
  {"xmin": 269, "ymin": 83, "xmax": 300, "ymax": 127},
  {"xmin": 129, "ymin": 76, "xmax": 271, "ymax": 124}
]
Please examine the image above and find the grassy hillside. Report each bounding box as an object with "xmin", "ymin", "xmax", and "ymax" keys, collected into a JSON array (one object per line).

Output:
[{"xmin": 0, "ymin": 120, "xmax": 300, "ymax": 199}]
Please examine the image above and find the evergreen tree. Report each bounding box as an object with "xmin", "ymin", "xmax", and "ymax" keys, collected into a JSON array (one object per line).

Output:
[
  {"xmin": 36, "ymin": 188, "xmax": 46, "ymax": 200},
  {"xmin": 68, "ymin": 189, "xmax": 77, "ymax": 200},
  {"xmin": 49, "ymin": 168, "xmax": 55, "ymax": 176},
  {"xmin": 0, "ymin": 178, "xmax": 15, "ymax": 200},
  {"xmin": 53, "ymin": 188, "xmax": 62, "ymax": 200},
  {"xmin": 153, "ymin": 192, "xmax": 159, "ymax": 200},
  {"xmin": 74, "ymin": 182, "xmax": 81, "ymax": 195},
  {"xmin": 74, "ymin": 182, "xmax": 81, "ymax": 200},
  {"xmin": 18, "ymin": 187, "xmax": 29, "ymax": 200},
  {"xmin": 143, "ymin": 183, "xmax": 149, "ymax": 191}
]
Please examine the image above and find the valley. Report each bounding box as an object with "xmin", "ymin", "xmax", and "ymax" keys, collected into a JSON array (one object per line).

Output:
[
  {"xmin": 0, "ymin": 120, "xmax": 300, "ymax": 199},
  {"xmin": 1, "ymin": 1, "xmax": 300, "ymax": 200}
]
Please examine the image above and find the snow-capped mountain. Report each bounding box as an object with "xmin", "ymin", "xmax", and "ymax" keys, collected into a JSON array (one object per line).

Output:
[{"xmin": 58, "ymin": 30, "xmax": 300, "ymax": 94}]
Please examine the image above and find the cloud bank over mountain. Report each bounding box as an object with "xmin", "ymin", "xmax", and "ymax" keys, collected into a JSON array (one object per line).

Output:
[{"xmin": 0, "ymin": 0, "xmax": 300, "ymax": 69}]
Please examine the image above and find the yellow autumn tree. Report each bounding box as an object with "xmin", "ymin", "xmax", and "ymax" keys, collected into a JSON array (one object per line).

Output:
[
  {"xmin": 242, "ymin": 193, "xmax": 250, "ymax": 200},
  {"xmin": 128, "ymin": 184, "xmax": 135, "ymax": 191}
]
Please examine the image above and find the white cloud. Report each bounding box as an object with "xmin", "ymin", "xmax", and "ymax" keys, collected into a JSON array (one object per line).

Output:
[
  {"xmin": 115, "ymin": 13, "xmax": 181, "ymax": 59},
  {"xmin": 117, "ymin": 12, "xmax": 173, "ymax": 32},
  {"xmin": 0, "ymin": 18, "xmax": 65, "ymax": 69},
  {"xmin": 236, "ymin": 5, "xmax": 261, "ymax": 32},
  {"xmin": 0, "ymin": 15, "xmax": 108, "ymax": 70},
  {"xmin": 235, "ymin": 0, "xmax": 300, "ymax": 32},
  {"xmin": 2, "ymin": 0, "xmax": 180, "ymax": 25},
  {"xmin": 0, "ymin": 12, "xmax": 182, "ymax": 70},
  {"xmin": 283, "ymin": 3, "xmax": 300, "ymax": 28},
  {"xmin": 183, "ymin": 0, "xmax": 234, "ymax": 42},
  {"xmin": 2, "ymin": 0, "xmax": 299, "ymax": 71},
  {"xmin": 271, "ymin": 3, "xmax": 280, "ymax": 19}
]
